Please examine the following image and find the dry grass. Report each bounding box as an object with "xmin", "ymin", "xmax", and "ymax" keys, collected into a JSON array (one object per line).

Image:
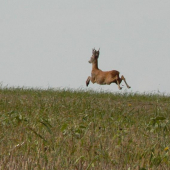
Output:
[{"xmin": 0, "ymin": 87, "xmax": 170, "ymax": 170}]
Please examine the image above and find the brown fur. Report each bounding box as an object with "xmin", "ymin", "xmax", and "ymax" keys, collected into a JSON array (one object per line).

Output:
[{"xmin": 86, "ymin": 48, "xmax": 131, "ymax": 90}]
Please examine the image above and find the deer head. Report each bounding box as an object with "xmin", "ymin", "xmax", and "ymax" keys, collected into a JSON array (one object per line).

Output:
[{"xmin": 88, "ymin": 48, "xmax": 100, "ymax": 63}]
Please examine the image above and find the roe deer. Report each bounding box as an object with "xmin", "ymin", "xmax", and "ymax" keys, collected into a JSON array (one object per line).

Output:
[{"xmin": 86, "ymin": 48, "xmax": 131, "ymax": 90}]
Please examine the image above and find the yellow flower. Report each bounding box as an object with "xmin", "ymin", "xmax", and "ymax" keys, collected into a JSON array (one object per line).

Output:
[
  {"xmin": 164, "ymin": 147, "xmax": 169, "ymax": 151},
  {"xmin": 128, "ymin": 104, "xmax": 132, "ymax": 107}
]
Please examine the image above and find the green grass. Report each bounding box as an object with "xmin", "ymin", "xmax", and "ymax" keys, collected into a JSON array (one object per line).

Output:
[{"xmin": 0, "ymin": 87, "xmax": 170, "ymax": 170}]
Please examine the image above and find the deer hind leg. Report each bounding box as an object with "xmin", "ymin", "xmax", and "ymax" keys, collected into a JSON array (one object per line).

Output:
[
  {"xmin": 116, "ymin": 75, "xmax": 122, "ymax": 90},
  {"xmin": 121, "ymin": 75, "xmax": 131, "ymax": 88}
]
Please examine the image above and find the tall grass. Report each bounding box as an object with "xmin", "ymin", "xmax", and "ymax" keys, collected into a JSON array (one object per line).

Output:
[{"xmin": 0, "ymin": 87, "xmax": 170, "ymax": 169}]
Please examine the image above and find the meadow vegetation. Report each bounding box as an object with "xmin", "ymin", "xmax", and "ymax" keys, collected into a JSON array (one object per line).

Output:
[{"xmin": 0, "ymin": 87, "xmax": 170, "ymax": 170}]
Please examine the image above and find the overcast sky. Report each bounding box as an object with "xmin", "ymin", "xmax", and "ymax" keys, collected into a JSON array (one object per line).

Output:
[{"xmin": 1, "ymin": 1, "xmax": 170, "ymax": 94}]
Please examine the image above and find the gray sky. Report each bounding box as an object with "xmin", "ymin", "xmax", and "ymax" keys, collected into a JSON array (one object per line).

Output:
[{"xmin": 1, "ymin": 1, "xmax": 170, "ymax": 93}]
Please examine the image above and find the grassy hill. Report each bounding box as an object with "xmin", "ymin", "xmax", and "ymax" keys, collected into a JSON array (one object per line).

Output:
[{"xmin": 0, "ymin": 87, "xmax": 170, "ymax": 170}]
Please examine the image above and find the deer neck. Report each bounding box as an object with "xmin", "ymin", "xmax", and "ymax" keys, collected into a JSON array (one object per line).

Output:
[{"xmin": 92, "ymin": 60, "xmax": 99, "ymax": 71}]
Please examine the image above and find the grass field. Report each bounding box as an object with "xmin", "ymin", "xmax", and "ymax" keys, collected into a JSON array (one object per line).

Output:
[{"xmin": 0, "ymin": 87, "xmax": 170, "ymax": 170}]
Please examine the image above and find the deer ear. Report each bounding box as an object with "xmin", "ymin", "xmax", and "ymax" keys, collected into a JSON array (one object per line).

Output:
[{"xmin": 92, "ymin": 48, "xmax": 95, "ymax": 53}]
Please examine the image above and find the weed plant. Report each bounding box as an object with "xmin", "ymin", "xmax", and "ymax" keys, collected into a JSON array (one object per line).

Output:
[{"xmin": 0, "ymin": 87, "xmax": 170, "ymax": 169}]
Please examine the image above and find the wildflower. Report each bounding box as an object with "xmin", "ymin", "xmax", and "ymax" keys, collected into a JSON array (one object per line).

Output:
[
  {"xmin": 164, "ymin": 147, "xmax": 169, "ymax": 151},
  {"xmin": 128, "ymin": 103, "xmax": 132, "ymax": 107}
]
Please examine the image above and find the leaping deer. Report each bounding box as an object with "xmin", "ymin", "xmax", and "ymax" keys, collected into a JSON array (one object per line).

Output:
[{"xmin": 86, "ymin": 48, "xmax": 131, "ymax": 90}]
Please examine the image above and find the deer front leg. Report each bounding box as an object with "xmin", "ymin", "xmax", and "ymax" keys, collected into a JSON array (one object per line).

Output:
[
  {"xmin": 121, "ymin": 75, "xmax": 131, "ymax": 88},
  {"xmin": 86, "ymin": 76, "xmax": 91, "ymax": 86},
  {"xmin": 86, "ymin": 76, "xmax": 95, "ymax": 87}
]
